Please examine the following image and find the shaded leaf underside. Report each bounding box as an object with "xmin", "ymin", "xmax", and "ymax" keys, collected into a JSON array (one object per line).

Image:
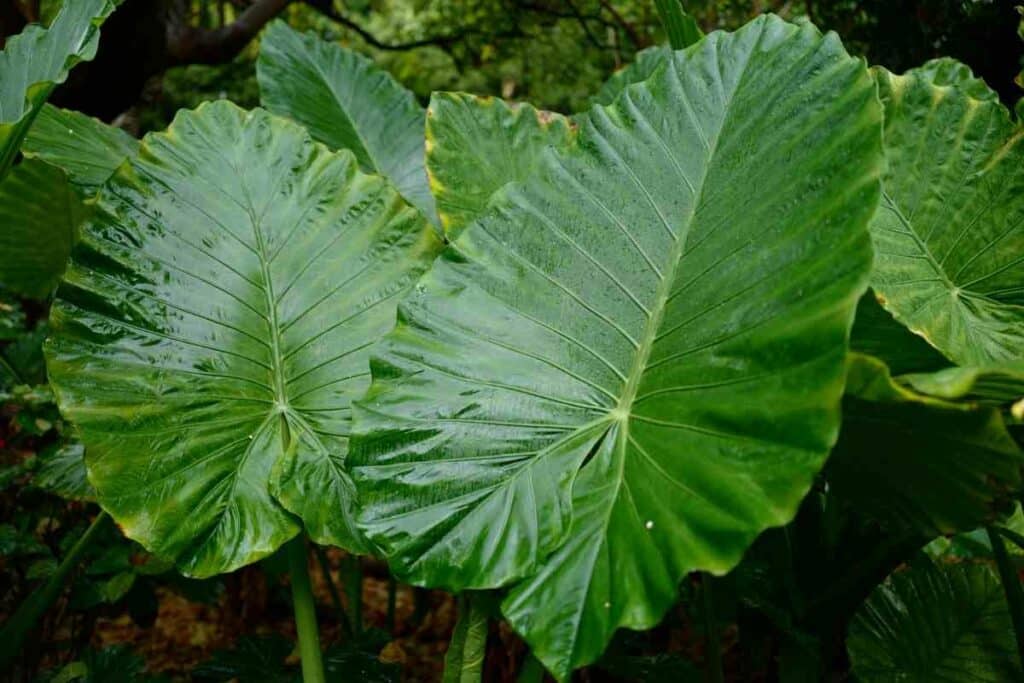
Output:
[{"xmin": 827, "ymin": 354, "xmax": 1023, "ymax": 537}]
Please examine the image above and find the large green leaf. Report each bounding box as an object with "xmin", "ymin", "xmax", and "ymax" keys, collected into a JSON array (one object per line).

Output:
[
  {"xmin": 45, "ymin": 101, "xmax": 442, "ymax": 577},
  {"xmin": 257, "ymin": 21, "xmax": 436, "ymax": 226},
  {"xmin": 0, "ymin": 158, "xmax": 84, "ymax": 299},
  {"xmin": 0, "ymin": 0, "xmax": 116, "ymax": 179},
  {"xmin": 827, "ymin": 354, "xmax": 1024, "ymax": 536},
  {"xmin": 23, "ymin": 104, "xmax": 139, "ymax": 192},
  {"xmin": 425, "ymin": 93, "xmax": 575, "ymax": 238},
  {"xmin": 869, "ymin": 58, "xmax": 1024, "ymax": 366},
  {"xmin": 847, "ymin": 556, "xmax": 1022, "ymax": 681},
  {"xmin": 350, "ymin": 15, "xmax": 881, "ymax": 678}
]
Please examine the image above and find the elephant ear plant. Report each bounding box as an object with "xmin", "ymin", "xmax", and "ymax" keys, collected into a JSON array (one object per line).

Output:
[{"xmin": 6, "ymin": 2, "xmax": 1024, "ymax": 681}]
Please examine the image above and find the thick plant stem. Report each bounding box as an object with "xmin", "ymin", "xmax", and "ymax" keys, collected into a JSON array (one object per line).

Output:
[
  {"xmin": 340, "ymin": 553, "xmax": 363, "ymax": 635},
  {"xmin": 0, "ymin": 511, "xmax": 108, "ymax": 668},
  {"xmin": 288, "ymin": 537, "xmax": 326, "ymax": 683},
  {"xmin": 701, "ymin": 573, "xmax": 724, "ymax": 683},
  {"xmin": 442, "ymin": 593, "xmax": 489, "ymax": 683},
  {"xmin": 987, "ymin": 526, "xmax": 1024, "ymax": 669},
  {"xmin": 313, "ymin": 544, "xmax": 352, "ymax": 640}
]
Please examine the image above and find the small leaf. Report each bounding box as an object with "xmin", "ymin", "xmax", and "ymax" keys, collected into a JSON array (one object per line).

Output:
[
  {"xmin": 848, "ymin": 556, "xmax": 1023, "ymax": 681},
  {"xmin": 654, "ymin": 0, "xmax": 703, "ymax": 50},
  {"xmin": 34, "ymin": 441, "xmax": 95, "ymax": 501},
  {"xmin": 257, "ymin": 21, "xmax": 437, "ymax": 226},
  {"xmin": 0, "ymin": 159, "xmax": 84, "ymax": 299},
  {"xmin": 192, "ymin": 634, "xmax": 294, "ymax": 682},
  {"xmin": 425, "ymin": 93, "xmax": 575, "ymax": 238}
]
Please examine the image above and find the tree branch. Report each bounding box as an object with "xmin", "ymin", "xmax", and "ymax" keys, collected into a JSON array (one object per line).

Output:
[{"xmin": 166, "ymin": 0, "xmax": 290, "ymax": 65}]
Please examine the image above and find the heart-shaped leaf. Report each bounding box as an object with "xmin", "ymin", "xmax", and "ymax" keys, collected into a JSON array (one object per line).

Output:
[
  {"xmin": 350, "ymin": 15, "xmax": 881, "ymax": 678},
  {"xmin": 45, "ymin": 101, "xmax": 442, "ymax": 576},
  {"xmin": 257, "ymin": 21, "xmax": 436, "ymax": 227},
  {"xmin": 0, "ymin": 0, "xmax": 116, "ymax": 179},
  {"xmin": 869, "ymin": 58, "xmax": 1024, "ymax": 366},
  {"xmin": 425, "ymin": 93, "xmax": 575, "ymax": 238}
]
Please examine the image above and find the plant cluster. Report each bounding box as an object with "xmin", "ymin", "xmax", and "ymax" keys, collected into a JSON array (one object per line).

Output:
[{"xmin": 2, "ymin": 1, "xmax": 1024, "ymax": 681}]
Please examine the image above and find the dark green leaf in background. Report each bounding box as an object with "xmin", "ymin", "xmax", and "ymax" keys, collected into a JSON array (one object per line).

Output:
[
  {"xmin": 827, "ymin": 354, "xmax": 1024, "ymax": 536},
  {"xmin": 847, "ymin": 556, "xmax": 1022, "ymax": 682},
  {"xmin": 257, "ymin": 21, "xmax": 437, "ymax": 227},
  {"xmin": 0, "ymin": 159, "xmax": 84, "ymax": 299}
]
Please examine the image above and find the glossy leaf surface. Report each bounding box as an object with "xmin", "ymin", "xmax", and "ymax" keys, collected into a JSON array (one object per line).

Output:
[
  {"xmin": 0, "ymin": 159, "xmax": 84, "ymax": 299},
  {"xmin": 257, "ymin": 21, "xmax": 436, "ymax": 226},
  {"xmin": 425, "ymin": 93, "xmax": 575, "ymax": 238},
  {"xmin": 23, "ymin": 104, "xmax": 139, "ymax": 192},
  {"xmin": 351, "ymin": 15, "xmax": 881, "ymax": 678},
  {"xmin": 827, "ymin": 354, "xmax": 1024, "ymax": 536},
  {"xmin": 869, "ymin": 59, "xmax": 1024, "ymax": 365},
  {"xmin": 0, "ymin": 0, "xmax": 115, "ymax": 178},
  {"xmin": 45, "ymin": 101, "xmax": 441, "ymax": 576},
  {"xmin": 848, "ymin": 556, "xmax": 1021, "ymax": 681}
]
